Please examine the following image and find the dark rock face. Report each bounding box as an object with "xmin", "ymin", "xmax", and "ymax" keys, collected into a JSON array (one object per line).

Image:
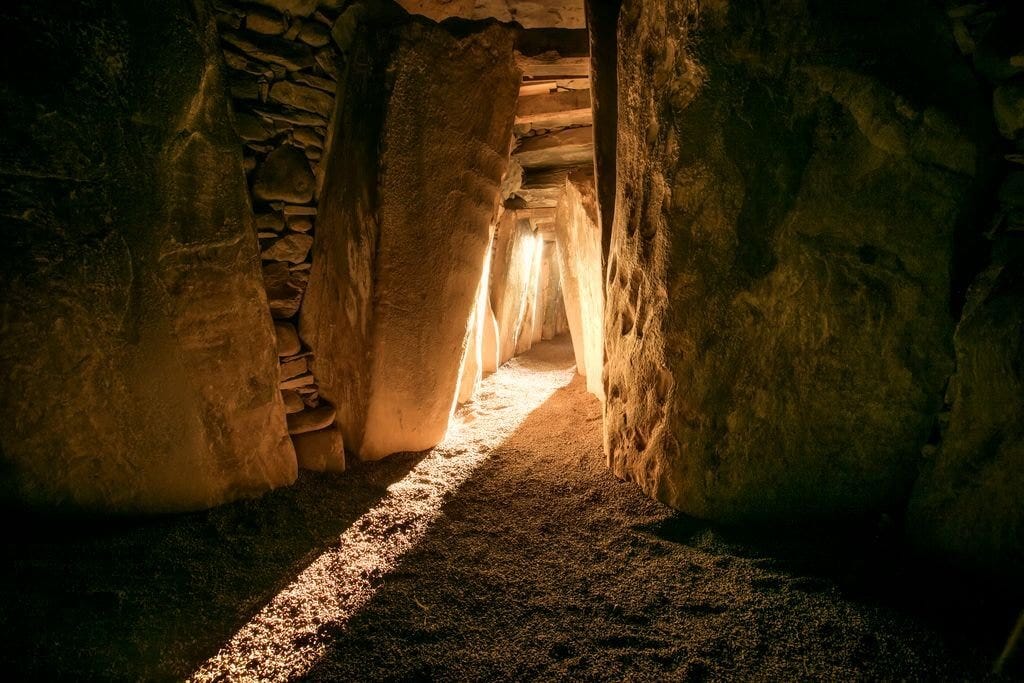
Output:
[
  {"xmin": 603, "ymin": 0, "xmax": 989, "ymax": 523},
  {"xmin": 908, "ymin": 240, "xmax": 1024, "ymax": 579},
  {"xmin": 0, "ymin": 0, "xmax": 296, "ymax": 511}
]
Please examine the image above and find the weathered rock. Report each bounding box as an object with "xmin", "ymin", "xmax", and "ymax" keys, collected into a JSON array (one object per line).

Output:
[
  {"xmin": 297, "ymin": 21, "xmax": 331, "ymax": 48},
  {"xmin": 481, "ymin": 299, "xmax": 500, "ymax": 373},
  {"xmin": 291, "ymin": 71, "xmax": 335, "ymax": 93},
  {"xmin": 245, "ymin": 7, "xmax": 287, "ymax": 35},
  {"xmin": 994, "ymin": 83, "xmax": 1024, "ymax": 140},
  {"xmin": 907, "ymin": 240, "xmax": 1024, "ymax": 579},
  {"xmin": 287, "ymin": 216, "xmax": 314, "ymax": 233},
  {"xmin": 0, "ymin": 0, "xmax": 296, "ymax": 512},
  {"xmin": 603, "ymin": 0, "xmax": 988, "ymax": 523},
  {"xmin": 554, "ymin": 170, "xmax": 603, "ymax": 398},
  {"xmin": 263, "ymin": 261, "xmax": 307, "ymax": 318},
  {"xmin": 252, "ymin": 144, "xmax": 316, "ymax": 204},
  {"xmin": 234, "ymin": 112, "xmax": 276, "ymax": 142},
  {"xmin": 255, "ymin": 212, "xmax": 285, "ymax": 232},
  {"xmin": 287, "ymin": 404, "xmax": 336, "ymax": 434},
  {"xmin": 292, "ymin": 425, "xmax": 346, "ymax": 472},
  {"xmin": 292, "ymin": 126, "xmax": 325, "ymax": 149},
  {"xmin": 250, "ymin": 0, "xmax": 319, "ymax": 17},
  {"xmin": 280, "ymin": 373, "xmax": 315, "ymax": 390},
  {"xmin": 261, "ymin": 233, "xmax": 313, "ymax": 263},
  {"xmin": 269, "ymin": 80, "xmax": 334, "ymax": 118},
  {"xmin": 280, "ymin": 355, "xmax": 308, "ymax": 380},
  {"xmin": 281, "ymin": 389, "xmax": 305, "ymax": 413},
  {"xmin": 275, "ymin": 321, "xmax": 302, "ymax": 356},
  {"xmin": 251, "ymin": 106, "xmax": 328, "ymax": 128},
  {"xmin": 300, "ymin": 22, "xmax": 390, "ymax": 454},
  {"xmin": 220, "ymin": 30, "xmax": 316, "ymax": 71},
  {"xmin": 393, "ymin": 0, "xmax": 584, "ymax": 28}
]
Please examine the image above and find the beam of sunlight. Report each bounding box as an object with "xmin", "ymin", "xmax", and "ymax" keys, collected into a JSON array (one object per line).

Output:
[{"xmin": 191, "ymin": 352, "xmax": 576, "ymax": 682}]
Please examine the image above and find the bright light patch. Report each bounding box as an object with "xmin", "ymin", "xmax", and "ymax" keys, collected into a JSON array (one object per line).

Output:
[{"xmin": 191, "ymin": 351, "xmax": 575, "ymax": 682}]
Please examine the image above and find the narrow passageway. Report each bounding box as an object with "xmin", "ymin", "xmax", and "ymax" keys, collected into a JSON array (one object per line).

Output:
[{"xmin": 286, "ymin": 342, "xmax": 996, "ymax": 682}]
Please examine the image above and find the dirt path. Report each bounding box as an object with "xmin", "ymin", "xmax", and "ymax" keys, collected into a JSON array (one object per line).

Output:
[
  {"xmin": 0, "ymin": 336, "xmax": 1017, "ymax": 680},
  {"xmin": 303, "ymin": 337, "xmax": 1013, "ymax": 681}
]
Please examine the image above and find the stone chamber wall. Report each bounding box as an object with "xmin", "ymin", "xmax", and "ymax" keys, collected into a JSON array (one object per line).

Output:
[
  {"xmin": 212, "ymin": 0, "xmax": 346, "ymax": 473},
  {"xmin": 598, "ymin": 0, "xmax": 1023, "ymax": 579}
]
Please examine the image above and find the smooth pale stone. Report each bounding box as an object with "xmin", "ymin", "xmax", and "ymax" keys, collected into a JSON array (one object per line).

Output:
[
  {"xmin": 281, "ymin": 390, "xmax": 305, "ymax": 414},
  {"xmin": 287, "ymin": 404, "xmax": 336, "ymax": 435},
  {"xmin": 481, "ymin": 300, "xmax": 500, "ymax": 373},
  {"xmin": 490, "ymin": 212, "xmax": 537, "ymax": 366},
  {"xmin": 252, "ymin": 145, "xmax": 316, "ymax": 204},
  {"xmin": 292, "ymin": 425, "xmax": 346, "ymax": 472},
  {"xmin": 280, "ymin": 355, "xmax": 307, "ymax": 380},
  {"xmin": 356, "ymin": 24, "xmax": 520, "ymax": 459},
  {"xmin": 553, "ymin": 170, "xmax": 603, "ymax": 398}
]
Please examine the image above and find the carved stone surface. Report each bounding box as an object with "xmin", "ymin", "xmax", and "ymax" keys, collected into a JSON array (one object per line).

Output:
[{"xmin": 0, "ymin": 0, "xmax": 296, "ymax": 512}]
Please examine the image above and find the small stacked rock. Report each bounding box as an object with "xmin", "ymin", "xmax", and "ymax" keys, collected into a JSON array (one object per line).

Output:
[{"xmin": 215, "ymin": 0, "xmax": 345, "ymax": 473}]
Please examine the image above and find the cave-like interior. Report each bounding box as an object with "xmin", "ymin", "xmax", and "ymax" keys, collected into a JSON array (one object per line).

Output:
[{"xmin": 0, "ymin": 0, "xmax": 1022, "ymax": 679}]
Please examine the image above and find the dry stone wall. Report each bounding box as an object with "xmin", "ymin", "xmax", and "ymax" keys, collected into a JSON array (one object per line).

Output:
[{"xmin": 214, "ymin": 0, "xmax": 345, "ymax": 472}]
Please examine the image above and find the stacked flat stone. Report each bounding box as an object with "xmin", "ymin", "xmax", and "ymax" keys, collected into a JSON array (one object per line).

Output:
[{"xmin": 214, "ymin": 0, "xmax": 345, "ymax": 474}]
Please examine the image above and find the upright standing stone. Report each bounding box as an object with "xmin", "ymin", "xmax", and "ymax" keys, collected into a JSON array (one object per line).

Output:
[
  {"xmin": 0, "ymin": 0, "xmax": 296, "ymax": 512},
  {"xmin": 603, "ymin": 0, "xmax": 988, "ymax": 522},
  {"xmin": 358, "ymin": 23, "xmax": 520, "ymax": 459}
]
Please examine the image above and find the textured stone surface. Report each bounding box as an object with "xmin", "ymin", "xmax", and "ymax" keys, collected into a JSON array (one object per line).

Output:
[
  {"xmin": 358, "ymin": 23, "xmax": 520, "ymax": 459},
  {"xmin": 261, "ymin": 233, "xmax": 313, "ymax": 263},
  {"xmin": 603, "ymin": 0, "xmax": 987, "ymax": 523},
  {"xmin": 907, "ymin": 239, "xmax": 1024, "ymax": 578},
  {"xmin": 263, "ymin": 262, "xmax": 307, "ymax": 319},
  {"xmin": 287, "ymin": 404, "xmax": 336, "ymax": 435},
  {"xmin": 252, "ymin": 144, "xmax": 315, "ymax": 204},
  {"xmin": 292, "ymin": 425, "xmax": 346, "ymax": 472},
  {"xmin": 275, "ymin": 322, "xmax": 301, "ymax": 356},
  {"xmin": 554, "ymin": 171, "xmax": 603, "ymax": 398},
  {"xmin": 301, "ymin": 22, "xmax": 390, "ymax": 455},
  {"xmin": 0, "ymin": 0, "xmax": 296, "ymax": 511},
  {"xmin": 394, "ymin": 0, "xmax": 584, "ymax": 28}
]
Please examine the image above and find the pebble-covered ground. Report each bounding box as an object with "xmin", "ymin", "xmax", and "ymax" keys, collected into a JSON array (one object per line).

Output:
[{"xmin": 0, "ymin": 337, "xmax": 1019, "ymax": 680}]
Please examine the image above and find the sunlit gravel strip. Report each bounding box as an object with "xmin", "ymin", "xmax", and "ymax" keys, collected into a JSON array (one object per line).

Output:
[{"xmin": 192, "ymin": 352, "xmax": 575, "ymax": 682}]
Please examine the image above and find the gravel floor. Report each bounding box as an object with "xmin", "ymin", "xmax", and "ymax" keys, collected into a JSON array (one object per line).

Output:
[{"xmin": 0, "ymin": 336, "xmax": 1019, "ymax": 681}]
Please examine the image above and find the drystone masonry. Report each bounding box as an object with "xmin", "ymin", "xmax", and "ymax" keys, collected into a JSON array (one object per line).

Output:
[{"xmin": 213, "ymin": 0, "xmax": 345, "ymax": 472}]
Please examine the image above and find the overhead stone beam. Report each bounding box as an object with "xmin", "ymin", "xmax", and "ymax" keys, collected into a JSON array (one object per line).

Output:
[
  {"xmin": 513, "ymin": 126, "xmax": 594, "ymax": 168},
  {"xmin": 394, "ymin": 0, "xmax": 585, "ymax": 28},
  {"xmin": 517, "ymin": 88, "xmax": 591, "ymax": 116},
  {"xmin": 516, "ymin": 52, "xmax": 590, "ymax": 78},
  {"xmin": 515, "ymin": 108, "xmax": 592, "ymax": 135},
  {"xmin": 520, "ymin": 78, "xmax": 590, "ymax": 97}
]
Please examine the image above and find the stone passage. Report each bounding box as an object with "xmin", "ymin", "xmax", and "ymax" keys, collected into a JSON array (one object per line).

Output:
[{"xmin": 214, "ymin": 0, "xmax": 345, "ymax": 473}]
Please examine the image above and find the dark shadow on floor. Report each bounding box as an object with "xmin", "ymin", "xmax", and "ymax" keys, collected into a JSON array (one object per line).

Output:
[
  {"xmin": 303, "ymin": 374, "xmax": 1022, "ymax": 682},
  {"xmin": 0, "ymin": 451, "xmax": 425, "ymax": 680}
]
